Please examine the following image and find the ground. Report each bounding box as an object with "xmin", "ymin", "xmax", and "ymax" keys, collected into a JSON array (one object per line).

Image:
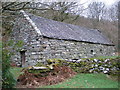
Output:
[
  {"xmin": 42, "ymin": 73, "xmax": 118, "ymax": 88},
  {"xmin": 10, "ymin": 67, "xmax": 118, "ymax": 88}
]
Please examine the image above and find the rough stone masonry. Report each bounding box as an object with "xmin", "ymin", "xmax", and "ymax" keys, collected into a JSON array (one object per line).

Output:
[{"xmin": 11, "ymin": 10, "xmax": 115, "ymax": 67}]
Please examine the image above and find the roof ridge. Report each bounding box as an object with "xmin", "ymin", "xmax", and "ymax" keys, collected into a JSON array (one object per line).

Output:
[{"xmin": 20, "ymin": 10, "xmax": 42, "ymax": 36}]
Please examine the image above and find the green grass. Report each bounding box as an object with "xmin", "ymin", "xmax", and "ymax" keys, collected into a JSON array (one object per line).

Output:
[
  {"xmin": 93, "ymin": 56, "xmax": 119, "ymax": 59},
  {"xmin": 41, "ymin": 74, "xmax": 118, "ymax": 88},
  {"xmin": 10, "ymin": 67, "xmax": 23, "ymax": 79},
  {"xmin": 10, "ymin": 66, "xmax": 118, "ymax": 88},
  {"xmin": 41, "ymin": 73, "xmax": 118, "ymax": 88}
]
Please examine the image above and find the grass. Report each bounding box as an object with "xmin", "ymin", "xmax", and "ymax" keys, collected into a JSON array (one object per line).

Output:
[
  {"xmin": 93, "ymin": 56, "xmax": 119, "ymax": 59},
  {"xmin": 10, "ymin": 67, "xmax": 23, "ymax": 79},
  {"xmin": 10, "ymin": 67, "xmax": 118, "ymax": 88},
  {"xmin": 41, "ymin": 73, "xmax": 118, "ymax": 88}
]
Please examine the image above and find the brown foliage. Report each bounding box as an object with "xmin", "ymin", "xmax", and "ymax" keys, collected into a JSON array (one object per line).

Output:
[{"xmin": 17, "ymin": 65, "xmax": 77, "ymax": 88}]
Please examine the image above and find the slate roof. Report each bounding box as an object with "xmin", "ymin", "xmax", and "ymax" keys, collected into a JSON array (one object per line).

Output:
[{"xmin": 24, "ymin": 12, "xmax": 113, "ymax": 45}]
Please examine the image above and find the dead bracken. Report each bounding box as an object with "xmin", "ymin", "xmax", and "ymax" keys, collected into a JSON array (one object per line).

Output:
[{"xmin": 17, "ymin": 65, "xmax": 77, "ymax": 88}]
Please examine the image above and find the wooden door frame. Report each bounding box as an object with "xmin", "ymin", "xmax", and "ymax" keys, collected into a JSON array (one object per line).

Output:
[{"xmin": 20, "ymin": 51, "xmax": 26, "ymax": 67}]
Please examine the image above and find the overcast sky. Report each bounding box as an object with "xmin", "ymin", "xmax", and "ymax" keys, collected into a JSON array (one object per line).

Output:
[{"xmin": 79, "ymin": 0, "xmax": 119, "ymax": 6}]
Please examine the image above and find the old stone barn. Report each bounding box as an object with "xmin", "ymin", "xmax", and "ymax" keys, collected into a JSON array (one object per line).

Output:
[{"xmin": 11, "ymin": 10, "xmax": 115, "ymax": 67}]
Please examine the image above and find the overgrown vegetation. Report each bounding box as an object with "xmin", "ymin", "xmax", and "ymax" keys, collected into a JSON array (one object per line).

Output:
[
  {"xmin": 17, "ymin": 58, "xmax": 76, "ymax": 86},
  {"xmin": 2, "ymin": 40, "xmax": 24, "ymax": 88},
  {"xmin": 17, "ymin": 65, "xmax": 76, "ymax": 88},
  {"xmin": 10, "ymin": 67, "xmax": 23, "ymax": 79},
  {"xmin": 2, "ymin": 43, "xmax": 16, "ymax": 88}
]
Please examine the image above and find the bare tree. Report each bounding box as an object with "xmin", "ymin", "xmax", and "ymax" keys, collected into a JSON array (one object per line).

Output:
[
  {"xmin": 27, "ymin": 2, "xmax": 85, "ymax": 22},
  {"xmin": 2, "ymin": 2, "xmax": 30, "ymax": 12},
  {"xmin": 2, "ymin": 2, "xmax": 86, "ymax": 34},
  {"xmin": 108, "ymin": 4, "xmax": 118, "ymax": 22},
  {"xmin": 2, "ymin": 2, "xmax": 85, "ymax": 38},
  {"xmin": 88, "ymin": 2, "xmax": 105, "ymax": 29}
]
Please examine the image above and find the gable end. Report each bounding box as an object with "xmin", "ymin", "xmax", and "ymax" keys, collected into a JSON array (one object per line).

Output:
[{"xmin": 20, "ymin": 10, "xmax": 42, "ymax": 36}]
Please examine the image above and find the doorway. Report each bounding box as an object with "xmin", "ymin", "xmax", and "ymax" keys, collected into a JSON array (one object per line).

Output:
[{"xmin": 20, "ymin": 51, "xmax": 26, "ymax": 67}]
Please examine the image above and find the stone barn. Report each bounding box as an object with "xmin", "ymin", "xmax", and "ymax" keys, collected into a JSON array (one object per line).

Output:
[{"xmin": 11, "ymin": 10, "xmax": 115, "ymax": 67}]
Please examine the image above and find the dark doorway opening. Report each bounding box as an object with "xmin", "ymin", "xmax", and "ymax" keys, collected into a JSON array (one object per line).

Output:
[{"xmin": 20, "ymin": 51, "xmax": 26, "ymax": 67}]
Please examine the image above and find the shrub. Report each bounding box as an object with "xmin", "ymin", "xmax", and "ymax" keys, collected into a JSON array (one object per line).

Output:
[
  {"xmin": 2, "ymin": 48, "xmax": 16, "ymax": 88},
  {"xmin": 2, "ymin": 40, "xmax": 23, "ymax": 88}
]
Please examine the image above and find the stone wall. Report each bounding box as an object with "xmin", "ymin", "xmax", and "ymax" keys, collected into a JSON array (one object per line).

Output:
[
  {"xmin": 11, "ymin": 12, "xmax": 42, "ymax": 66},
  {"xmin": 12, "ymin": 36, "xmax": 115, "ymax": 67},
  {"xmin": 28, "ymin": 38, "xmax": 115, "ymax": 65},
  {"xmin": 11, "ymin": 13, "xmax": 115, "ymax": 67},
  {"xmin": 48, "ymin": 58, "xmax": 119, "ymax": 75}
]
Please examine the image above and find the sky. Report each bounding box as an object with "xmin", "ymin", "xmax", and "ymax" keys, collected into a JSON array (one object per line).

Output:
[
  {"xmin": 79, "ymin": 0, "xmax": 119, "ymax": 6},
  {"xmin": 74, "ymin": 0, "xmax": 119, "ymax": 17}
]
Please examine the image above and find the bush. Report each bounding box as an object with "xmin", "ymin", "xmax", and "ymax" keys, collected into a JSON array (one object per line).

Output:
[
  {"xmin": 2, "ymin": 40, "xmax": 23, "ymax": 88},
  {"xmin": 2, "ymin": 49, "xmax": 16, "ymax": 88}
]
